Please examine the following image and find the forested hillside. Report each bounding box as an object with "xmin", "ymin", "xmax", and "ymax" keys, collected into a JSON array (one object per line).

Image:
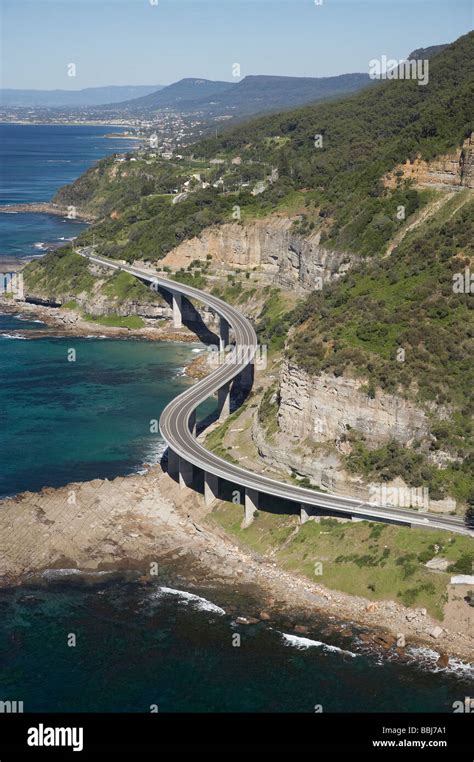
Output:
[
  {"xmin": 26, "ymin": 33, "xmax": 474, "ymax": 506},
  {"xmin": 52, "ymin": 32, "xmax": 473, "ymax": 265}
]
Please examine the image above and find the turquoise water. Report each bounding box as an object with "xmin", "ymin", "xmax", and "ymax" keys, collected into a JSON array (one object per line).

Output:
[{"xmin": 0, "ymin": 312, "xmax": 201, "ymax": 497}]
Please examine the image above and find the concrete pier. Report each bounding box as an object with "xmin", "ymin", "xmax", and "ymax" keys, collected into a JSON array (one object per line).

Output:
[
  {"xmin": 239, "ymin": 362, "xmax": 254, "ymax": 393},
  {"xmin": 167, "ymin": 448, "xmax": 180, "ymax": 479},
  {"xmin": 300, "ymin": 504, "xmax": 310, "ymax": 525},
  {"xmin": 172, "ymin": 292, "xmax": 183, "ymax": 328},
  {"xmin": 179, "ymin": 457, "xmax": 193, "ymax": 490},
  {"xmin": 219, "ymin": 317, "xmax": 230, "ymax": 352},
  {"xmin": 243, "ymin": 488, "xmax": 259, "ymax": 527},
  {"xmin": 204, "ymin": 471, "xmax": 219, "ymax": 506},
  {"xmin": 0, "ymin": 270, "xmax": 24, "ymax": 300},
  {"xmin": 217, "ymin": 382, "xmax": 231, "ymax": 420}
]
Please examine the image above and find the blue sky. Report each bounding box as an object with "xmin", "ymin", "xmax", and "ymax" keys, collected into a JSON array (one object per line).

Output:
[{"xmin": 1, "ymin": 0, "xmax": 472, "ymax": 89}]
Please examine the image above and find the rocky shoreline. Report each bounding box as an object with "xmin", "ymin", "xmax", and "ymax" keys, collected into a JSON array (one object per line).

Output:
[
  {"xmin": 0, "ymin": 202, "xmax": 95, "ymax": 222},
  {"xmin": 1, "ymin": 298, "xmax": 473, "ymax": 668},
  {"xmin": 0, "ymin": 466, "xmax": 473, "ymax": 669}
]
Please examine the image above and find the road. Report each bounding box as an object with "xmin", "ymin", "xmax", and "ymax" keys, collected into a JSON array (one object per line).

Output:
[{"xmin": 81, "ymin": 250, "xmax": 472, "ymax": 537}]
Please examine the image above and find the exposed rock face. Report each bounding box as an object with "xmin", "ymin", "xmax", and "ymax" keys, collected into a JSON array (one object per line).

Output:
[
  {"xmin": 251, "ymin": 360, "xmax": 456, "ymax": 506},
  {"xmin": 161, "ymin": 218, "xmax": 359, "ymax": 293},
  {"xmin": 384, "ymin": 132, "xmax": 474, "ymax": 190},
  {"xmin": 277, "ymin": 361, "xmax": 429, "ymax": 447},
  {"xmin": 25, "ymin": 286, "xmax": 171, "ymax": 320}
]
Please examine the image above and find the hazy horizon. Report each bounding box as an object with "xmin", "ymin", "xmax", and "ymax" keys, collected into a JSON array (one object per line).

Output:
[{"xmin": 1, "ymin": 0, "xmax": 472, "ymax": 90}]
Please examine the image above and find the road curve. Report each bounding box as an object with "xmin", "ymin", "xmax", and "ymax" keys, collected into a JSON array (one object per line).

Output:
[{"xmin": 82, "ymin": 251, "xmax": 471, "ymax": 537}]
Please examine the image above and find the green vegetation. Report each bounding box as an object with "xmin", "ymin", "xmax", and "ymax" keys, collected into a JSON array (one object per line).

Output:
[
  {"xmin": 256, "ymin": 287, "xmax": 295, "ymax": 351},
  {"xmin": 171, "ymin": 267, "xmax": 207, "ymax": 289},
  {"xmin": 77, "ymin": 186, "xmax": 285, "ymax": 263},
  {"xmin": 25, "ymin": 35, "xmax": 473, "ymax": 513},
  {"xmin": 84, "ymin": 314, "xmax": 145, "ymax": 329},
  {"xmin": 206, "ymin": 505, "xmax": 473, "ymax": 619},
  {"xmin": 24, "ymin": 249, "xmax": 95, "ymax": 297},
  {"xmin": 286, "ymin": 199, "xmax": 474, "ymax": 504},
  {"xmin": 205, "ymin": 406, "xmax": 248, "ymax": 462},
  {"xmin": 258, "ymin": 385, "xmax": 279, "ymax": 437},
  {"xmin": 345, "ymin": 436, "xmax": 452, "ymax": 502},
  {"xmin": 47, "ymin": 35, "xmax": 473, "ymax": 270},
  {"xmin": 193, "ymin": 33, "xmax": 473, "ymax": 256},
  {"xmin": 101, "ymin": 270, "xmax": 160, "ymax": 304}
]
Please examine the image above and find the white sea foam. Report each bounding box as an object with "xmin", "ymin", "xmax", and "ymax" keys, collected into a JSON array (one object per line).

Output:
[
  {"xmin": 191, "ymin": 348, "xmax": 202, "ymax": 353},
  {"xmin": 41, "ymin": 568, "xmax": 113, "ymax": 579},
  {"xmin": 15, "ymin": 315, "xmax": 45, "ymax": 324},
  {"xmin": 156, "ymin": 586, "xmax": 226, "ymax": 615},
  {"xmin": 407, "ymin": 646, "xmax": 474, "ymax": 677},
  {"xmin": 144, "ymin": 439, "xmax": 167, "ymax": 466},
  {"xmin": 281, "ymin": 632, "xmax": 358, "ymax": 657},
  {"xmin": 0, "ymin": 332, "xmax": 27, "ymax": 340},
  {"xmin": 175, "ymin": 366, "xmax": 186, "ymax": 377}
]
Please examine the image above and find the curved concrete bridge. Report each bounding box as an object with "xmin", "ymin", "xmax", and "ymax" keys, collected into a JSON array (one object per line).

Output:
[{"xmin": 81, "ymin": 250, "xmax": 471, "ymax": 537}]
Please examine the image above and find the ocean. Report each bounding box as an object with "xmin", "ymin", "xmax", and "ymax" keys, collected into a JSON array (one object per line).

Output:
[
  {"xmin": 0, "ymin": 123, "xmax": 140, "ymax": 257},
  {"xmin": 0, "ymin": 124, "xmax": 472, "ymax": 713}
]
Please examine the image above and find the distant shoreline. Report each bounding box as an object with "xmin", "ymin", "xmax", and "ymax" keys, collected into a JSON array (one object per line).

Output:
[
  {"xmin": 0, "ymin": 120, "xmax": 137, "ymax": 128},
  {"xmin": 0, "ymin": 202, "xmax": 96, "ymax": 222}
]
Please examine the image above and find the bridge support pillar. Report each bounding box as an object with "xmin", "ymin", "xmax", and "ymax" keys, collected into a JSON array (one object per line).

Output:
[
  {"xmin": 219, "ymin": 317, "xmax": 230, "ymax": 352},
  {"xmin": 15, "ymin": 272, "xmax": 24, "ymax": 300},
  {"xmin": 179, "ymin": 458, "xmax": 193, "ymax": 490},
  {"xmin": 189, "ymin": 410, "xmax": 197, "ymax": 437},
  {"xmin": 240, "ymin": 362, "xmax": 254, "ymax": 393},
  {"xmin": 172, "ymin": 292, "xmax": 183, "ymax": 328},
  {"xmin": 217, "ymin": 382, "xmax": 231, "ymax": 420},
  {"xmin": 204, "ymin": 471, "xmax": 219, "ymax": 507},
  {"xmin": 300, "ymin": 504, "xmax": 310, "ymax": 525},
  {"xmin": 300, "ymin": 504, "xmax": 320, "ymax": 524},
  {"xmin": 167, "ymin": 448, "xmax": 180, "ymax": 479},
  {"xmin": 243, "ymin": 488, "xmax": 259, "ymax": 527}
]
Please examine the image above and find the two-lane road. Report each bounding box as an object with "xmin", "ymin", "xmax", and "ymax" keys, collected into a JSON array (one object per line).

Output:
[{"xmin": 81, "ymin": 251, "xmax": 472, "ymax": 537}]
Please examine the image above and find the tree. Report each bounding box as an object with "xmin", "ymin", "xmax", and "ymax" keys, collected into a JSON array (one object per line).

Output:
[{"xmin": 465, "ymin": 506, "xmax": 474, "ymax": 529}]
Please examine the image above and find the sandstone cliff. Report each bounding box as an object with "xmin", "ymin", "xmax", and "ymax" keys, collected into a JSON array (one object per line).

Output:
[
  {"xmin": 160, "ymin": 217, "xmax": 359, "ymax": 293},
  {"xmin": 277, "ymin": 361, "xmax": 429, "ymax": 448},
  {"xmin": 384, "ymin": 132, "xmax": 474, "ymax": 190},
  {"xmin": 252, "ymin": 361, "xmax": 456, "ymax": 513}
]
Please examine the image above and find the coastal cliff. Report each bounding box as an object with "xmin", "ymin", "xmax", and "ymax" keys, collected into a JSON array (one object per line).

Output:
[{"xmin": 160, "ymin": 217, "xmax": 359, "ymax": 293}]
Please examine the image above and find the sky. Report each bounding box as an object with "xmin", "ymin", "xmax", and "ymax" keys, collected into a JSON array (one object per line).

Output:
[{"xmin": 0, "ymin": 0, "xmax": 472, "ymax": 90}]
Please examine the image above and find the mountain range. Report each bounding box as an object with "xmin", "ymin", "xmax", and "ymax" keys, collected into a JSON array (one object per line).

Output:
[
  {"xmin": 102, "ymin": 73, "xmax": 371, "ymax": 118},
  {"xmin": 0, "ymin": 84, "xmax": 164, "ymax": 108}
]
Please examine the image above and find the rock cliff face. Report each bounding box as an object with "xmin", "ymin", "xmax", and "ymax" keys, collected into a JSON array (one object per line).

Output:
[
  {"xmin": 384, "ymin": 132, "xmax": 474, "ymax": 190},
  {"xmin": 252, "ymin": 362, "xmax": 456, "ymax": 511},
  {"xmin": 161, "ymin": 217, "xmax": 359, "ymax": 293},
  {"xmin": 277, "ymin": 360, "xmax": 429, "ymax": 447},
  {"xmin": 25, "ymin": 284, "xmax": 171, "ymax": 320}
]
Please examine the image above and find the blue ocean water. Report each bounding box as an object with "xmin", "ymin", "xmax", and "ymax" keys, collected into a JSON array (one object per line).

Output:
[
  {"xmin": 0, "ymin": 312, "xmax": 202, "ymax": 497},
  {"xmin": 0, "ymin": 123, "xmax": 139, "ymax": 257},
  {"xmin": 0, "ymin": 124, "xmax": 472, "ymax": 714},
  {"xmin": 0, "ymin": 580, "xmax": 472, "ymax": 713}
]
